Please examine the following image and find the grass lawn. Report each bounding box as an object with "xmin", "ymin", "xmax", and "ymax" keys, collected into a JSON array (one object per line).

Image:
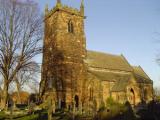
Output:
[{"xmin": 0, "ymin": 110, "xmax": 48, "ymax": 120}]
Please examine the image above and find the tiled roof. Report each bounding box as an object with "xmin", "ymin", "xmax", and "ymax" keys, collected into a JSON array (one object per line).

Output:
[
  {"xmin": 133, "ymin": 66, "xmax": 150, "ymax": 79},
  {"xmin": 88, "ymin": 68, "xmax": 152, "ymax": 92},
  {"xmin": 86, "ymin": 50, "xmax": 133, "ymax": 72},
  {"xmin": 88, "ymin": 69, "xmax": 130, "ymax": 92},
  {"xmin": 111, "ymin": 78, "xmax": 130, "ymax": 92},
  {"xmin": 86, "ymin": 50, "xmax": 153, "ymax": 87},
  {"xmin": 88, "ymin": 69, "xmax": 131, "ymax": 82},
  {"xmin": 133, "ymin": 66, "xmax": 152, "ymax": 84}
]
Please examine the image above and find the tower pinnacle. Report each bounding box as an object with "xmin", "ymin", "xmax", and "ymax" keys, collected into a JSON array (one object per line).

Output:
[
  {"xmin": 81, "ymin": 0, "xmax": 84, "ymax": 7},
  {"xmin": 57, "ymin": 0, "xmax": 61, "ymax": 4},
  {"xmin": 80, "ymin": 0, "xmax": 84, "ymax": 16},
  {"xmin": 56, "ymin": 0, "xmax": 62, "ymax": 7},
  {"xmin": 45, "ymin": 4, "xmax": 49, "ymax": 15}
]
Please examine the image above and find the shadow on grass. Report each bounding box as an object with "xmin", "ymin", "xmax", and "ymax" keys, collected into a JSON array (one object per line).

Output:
[
  {"xmin": 0, "ymin": 109, "xmax": 48, "ymax": 120},
  {"xmin": 1, "ymin": 100, "xmax": 160, "ymax": 120},
  {"xmin": 96, "ymin": 100, "xmax": 160, "ymax": 120},
  {"xmin": 136, "ymin": 100, "xmax": 160, "ymax": 120},
  {"xmin": 96, "ymin": 101, "xmax": 136, "ymax": 120}
]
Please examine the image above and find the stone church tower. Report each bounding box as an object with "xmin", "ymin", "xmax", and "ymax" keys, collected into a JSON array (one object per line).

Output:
[{"xmin": 40, "ymin": 0, "xmax": 87, "ymax": 109}]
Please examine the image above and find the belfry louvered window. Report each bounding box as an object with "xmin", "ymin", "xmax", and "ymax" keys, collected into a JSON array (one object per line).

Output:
[{"xmin": 68, "ymin": 20, "xmax": 74, "ymax": 33}]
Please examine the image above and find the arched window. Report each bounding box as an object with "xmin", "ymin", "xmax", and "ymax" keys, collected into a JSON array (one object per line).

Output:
[
  {"xmin": 129, "ymin": 88, "xmax": 135, "ymax": 105},
  {"xmin": 75, "ymin": 95, "xmax": 79, "ymax": 108},
  {"xmin": 117, "ymin": 95, "xmax": 119, "ymax": 101},
  {"xmin": 48, "ymin": 77, "xmax": 52, "ymax": 89},
  {"xmin": 56, "ymin": 79, "xmax": 63, "ymax": 90},
  {"xmin": 144, "ymin": 89, "xmax": 148, "ymax": 100},
  {"xmin": 89, "ymin": 87, "xmax": 93, "ymax": 101},
  {"xmin": 68, "ymin": 20, "xmax": 74, "ymax": 33}
]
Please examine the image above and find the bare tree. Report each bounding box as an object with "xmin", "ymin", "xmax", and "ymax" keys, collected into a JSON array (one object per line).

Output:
[
  {"xmin": 14, "ymin": 62, "xmax": 40, "ymax": 104},
  {"xmin": 0, "ymin": 0, "xmax": 43, "ymax": 109},
  {"xmin": 28, "ymin": 78, "xmax": 40, "ymax": 94}
]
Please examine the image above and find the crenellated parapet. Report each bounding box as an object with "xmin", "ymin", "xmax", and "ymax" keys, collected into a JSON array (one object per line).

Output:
[{"xmin": 45, "ymin": 2, "xmax": 84, "ymax": 20}]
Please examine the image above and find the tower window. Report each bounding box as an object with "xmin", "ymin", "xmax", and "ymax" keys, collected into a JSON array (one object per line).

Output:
[
  {"xmin": 68, "ymin": 20, "xmax": 74, "ymax": 33},
  {"xmin": 48, "ymin": 77, "xmax": 52, "ymax": 89}
]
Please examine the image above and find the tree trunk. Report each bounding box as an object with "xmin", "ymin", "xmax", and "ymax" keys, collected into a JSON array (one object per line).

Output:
[
  {"xmin": 16, "ymin": 80, "xmax": 22, "ymax": 104},
  {"xmin": 1, "ymin": 82, "xmax": 9, "ymax": 110}
]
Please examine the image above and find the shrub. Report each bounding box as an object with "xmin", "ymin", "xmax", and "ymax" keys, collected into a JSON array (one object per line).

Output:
[
  {"xmin": 106, "ymin": 97, "xmax": 116, "ymax": 106},
  {"xmin": 97, "ymin": 98, "xmax": 136, "ymax": 120}
]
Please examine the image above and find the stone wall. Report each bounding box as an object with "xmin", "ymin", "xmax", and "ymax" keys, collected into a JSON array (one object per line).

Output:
[{"xmin": 41, "ymin": 4, "xmax": 86, "ymax": 109}]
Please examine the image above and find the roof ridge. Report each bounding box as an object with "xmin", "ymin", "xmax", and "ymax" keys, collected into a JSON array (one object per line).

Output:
[
  {"xmin": 87, "ymin": 50, "xmax": 133, "ymax": 72},
  {"xmin": 132, "ymin": 65, "xmax": 139, "ymax": 68},
  {"xmin": 87, "ymin": 50, "xmax": 121, "ymax": 57},
  {"xmin": 138, "ymin": 66, "xmax": 151, "ymax": 79},
  {"xmin": 132, "ymin": 66, "xmax": 151, "ymax": 80},
  {"xmin": 120, "ymin": 54, "xmax": 133, "ymax": 71}
]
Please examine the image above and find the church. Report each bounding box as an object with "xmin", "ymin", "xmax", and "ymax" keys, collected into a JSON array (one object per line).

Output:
[{"xmin": 40, "ymin": 0, "xmax": 153, "ymax": 111}]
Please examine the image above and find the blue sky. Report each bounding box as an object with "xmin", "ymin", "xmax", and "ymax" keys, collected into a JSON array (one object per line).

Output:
[{"xmin": 38, "ymin": 0, "xmax": 160, "ymax": 87}]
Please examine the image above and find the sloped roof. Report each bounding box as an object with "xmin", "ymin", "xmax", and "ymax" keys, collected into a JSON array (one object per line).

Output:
[
  {"xmin": 86, "ymin": 50, "xmax": 152, "ymax": 85},
  {"xmin": 88, "ymin": 69, "xmax": 130, "ymax": 92},
  {"xmin": 133, "ymin": 66, "xmax": 152, "ymax": 84},
  {"xmin": 111, "ymin": 78, "xmax": 130, "ymax": 92},
  {"xmin": 86, "ymin": 50, "xmax": 133, "ymax": 72},
  {"xmin": 88, "ymin": 69, "xmax": 131, "ymax": 82},
  {"xmin": 133, "ymin": 66, "xmax": 150, "ymax": 79}
]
